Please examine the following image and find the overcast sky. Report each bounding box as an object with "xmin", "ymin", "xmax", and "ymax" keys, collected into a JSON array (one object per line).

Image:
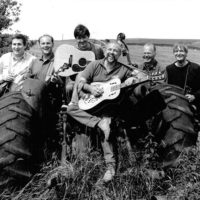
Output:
[{"xmin": 8, "ymin": 0, "xmax": 200, "ymax": 40}]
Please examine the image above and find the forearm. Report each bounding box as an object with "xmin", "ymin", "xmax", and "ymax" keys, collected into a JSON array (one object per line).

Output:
[
  {"xmin": 0, "ymin": 73, "xmax": 8, "ymax": 83},
  {"xmin": 0, "ymin": 62, "xmax": 4, "ymax": 83},
  {"xmin": 82, "ymin": 82, "xmax": 92, "ymax": 93},
  {"xmin": 77, "ymin": 77, "xmax": 91, "ymax": 94}
]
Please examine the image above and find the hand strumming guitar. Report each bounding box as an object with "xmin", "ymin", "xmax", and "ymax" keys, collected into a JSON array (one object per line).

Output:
[
  {"xmin": 78, "ymin": 84, "xmax": 104, "ymax": 100},
  {"xmin": 77, "ymin": 82, "xmax": 104, "ymax": 101},
  {"xmin": 79, "ymin": 77, "xmax": 104, "ymax": 98},
  {"xmin": 89, "ymin": 84, "xmax": 104, "ymax": 97}
]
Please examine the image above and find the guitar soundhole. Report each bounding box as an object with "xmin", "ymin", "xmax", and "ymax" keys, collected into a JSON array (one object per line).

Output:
[
  {"xmin": 72, "ymin": 64, "xmax": 85, "ymax": 72},
  {"xmin": 79, "ymin": 58, "xmax": 87, "ymax": 66}
]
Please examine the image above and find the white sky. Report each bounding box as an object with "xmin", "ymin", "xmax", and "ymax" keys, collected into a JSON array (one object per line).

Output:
[{"xmin": 7, "ymin": 0, "xmax": 200, "ymax": 40}]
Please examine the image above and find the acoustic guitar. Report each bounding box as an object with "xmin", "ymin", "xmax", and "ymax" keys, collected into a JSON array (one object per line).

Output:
[
  {"xmin": 53, "ymin": 44, "xmax": 95, "ymax": 77},
  {"xmin": 78, "ymin": 70, "xmax": 165, "ymax": 111}
]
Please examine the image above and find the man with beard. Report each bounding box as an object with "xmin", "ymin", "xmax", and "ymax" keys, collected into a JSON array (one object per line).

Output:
[
  {"xmin": 165, "ymin": 43, "xmax": 200, "ymax": 105},
  {"xmin": 67, "ymin": 42, "xmax": 166, "ymax": 183}
]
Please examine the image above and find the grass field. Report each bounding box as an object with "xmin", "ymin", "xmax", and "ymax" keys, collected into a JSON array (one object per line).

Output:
[
  {"xmin": 30, "ymin": 39, "xmax": 200, "ymax": 72},
  {"xmin": 120, "ymin": 44, "xmax": 200, "ymax": 70}
]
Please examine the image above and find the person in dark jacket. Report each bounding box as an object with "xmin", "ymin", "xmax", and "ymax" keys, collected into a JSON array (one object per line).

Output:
[{"xmin": 165, "ymin": 43, "xmax": 200, "ymax": 106}]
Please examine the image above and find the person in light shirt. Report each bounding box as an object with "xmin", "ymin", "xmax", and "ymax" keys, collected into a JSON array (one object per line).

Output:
[
  {"xmin": 165, "ymin": 43, "xmax": 200, "ymax": 105},
  {"xmin": 0, "ymin": 34, "xmax": 36, "ymax": 92}
]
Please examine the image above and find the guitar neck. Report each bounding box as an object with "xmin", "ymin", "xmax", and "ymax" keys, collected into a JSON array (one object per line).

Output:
[
  {"xmin": 111, "ymin": 79, "xmax": 149, "ymax": 92},
  {"xmin": 111, "ymin": 82, "xmax": 125, "ymax": 92}
]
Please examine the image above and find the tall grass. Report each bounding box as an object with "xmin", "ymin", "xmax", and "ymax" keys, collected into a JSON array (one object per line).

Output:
[{"xmin": 1, "ymin": 138, "xmax": 200, "ymax": 200}]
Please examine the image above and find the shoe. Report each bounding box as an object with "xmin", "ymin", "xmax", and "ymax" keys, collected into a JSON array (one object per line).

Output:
[{"xmin": 102, "ymin": 163, "xmax": 115, "ymax": 183}]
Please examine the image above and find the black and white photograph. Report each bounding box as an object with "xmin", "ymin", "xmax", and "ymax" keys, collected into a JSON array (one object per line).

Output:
[{"xmin": 1, "ymin": 0, "xmax": 200, "ymax": 199}]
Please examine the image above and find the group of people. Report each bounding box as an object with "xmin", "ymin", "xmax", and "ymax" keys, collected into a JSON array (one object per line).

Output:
[{"xmin": 0, "ymin": 24, "xmax": 200, "ymax": 184}]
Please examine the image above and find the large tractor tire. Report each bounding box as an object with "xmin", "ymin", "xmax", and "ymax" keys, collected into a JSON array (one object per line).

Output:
[
  {"xmin": 0, "ymin": 92, "xmax": 34, "ymax": 186},
  {"xmin": 150, "ymin": 83, "xmax": 197, "ymax": 167},
  {"xmin": 0, "ymin": 78, "xmax": 47, "ymax": 187}
]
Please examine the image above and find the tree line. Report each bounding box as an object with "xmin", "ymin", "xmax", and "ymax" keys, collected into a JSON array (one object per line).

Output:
[{"xmin": 0, "ymin": 0, "xmax": 37, "ymax": 56}]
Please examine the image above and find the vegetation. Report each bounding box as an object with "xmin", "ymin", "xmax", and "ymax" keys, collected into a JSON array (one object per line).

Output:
[
  {"xmin": 1, "ymin": 36, "xmax": 200, "ymax": 199},
  {"xmin": 0, "ymin": 33, "xmax": 12, "ymax": 55},
  {"xmin": 0, "ymin": 1, "xmax": 36, "ymax": 56},
  {"xmin": 0, "ymin": 0, "xmax": 21, "ymax": 55},
  {"xmin": 0, "ymin": 42, "xmax": 194, "ymax": 200},
  {"xmin": 0, "ymin": 134, "xmax": 199, "ymax": 200},
  {"xmin": 0, "ymin": 0, "xmax": 21, "ymax": 32}
]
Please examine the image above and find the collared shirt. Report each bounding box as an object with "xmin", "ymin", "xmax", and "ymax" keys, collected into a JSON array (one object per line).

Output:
[
  {"xmin": 0, "ymin": 52, "xmax": 36, "ymax": 88},
  {"xmin": 138, "ymin": 59, "xmax": 162, "ymax": 75},
  {"xmin": 30, "ymin": 53, "xmax": 54, "ymax": 82},
  {"xmin": 81, "ymin": 58, "xmax": 132, "ymax": 83}
]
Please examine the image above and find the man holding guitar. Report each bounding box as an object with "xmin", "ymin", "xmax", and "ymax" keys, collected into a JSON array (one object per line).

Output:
[
  {"xmin": 65, "ymin": 24, "xmax": 104, "ymax": 103},
  {"xmin": 67, "ymin": 42, "xmax": 166, "ymax": 183},
  {"xmin": 0, "ymin": 34, "xmax": 36, "ymax": 95}
]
